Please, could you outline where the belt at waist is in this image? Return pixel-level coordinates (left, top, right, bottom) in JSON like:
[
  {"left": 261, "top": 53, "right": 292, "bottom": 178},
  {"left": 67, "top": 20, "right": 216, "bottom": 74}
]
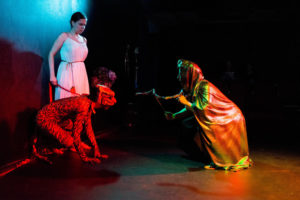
[{"left": 61, "top": 60, "right": 84, "bottom": 64}]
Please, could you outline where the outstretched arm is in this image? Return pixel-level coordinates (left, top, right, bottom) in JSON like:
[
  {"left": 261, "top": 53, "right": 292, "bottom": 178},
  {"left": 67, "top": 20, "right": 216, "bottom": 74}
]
[
  {"left": 73, "top": 111, "right": 100, "bottom": 164},
  {"left": 165, "top": 107, "right": 192, "bottom": 120},
  {"left": 72, "top": 114, "right": 88, "bottom": 160}
]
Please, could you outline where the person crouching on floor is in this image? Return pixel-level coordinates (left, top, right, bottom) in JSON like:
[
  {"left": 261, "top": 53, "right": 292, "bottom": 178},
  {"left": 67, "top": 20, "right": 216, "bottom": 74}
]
[{"left": 35, "top": 68, "right": 117, "bottom": 165}]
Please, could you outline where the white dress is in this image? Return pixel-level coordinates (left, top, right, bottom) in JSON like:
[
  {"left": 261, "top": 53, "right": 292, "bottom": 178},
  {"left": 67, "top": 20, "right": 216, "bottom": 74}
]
[{"left": 55, "top": 37, "right": 89, "bottom": 100}]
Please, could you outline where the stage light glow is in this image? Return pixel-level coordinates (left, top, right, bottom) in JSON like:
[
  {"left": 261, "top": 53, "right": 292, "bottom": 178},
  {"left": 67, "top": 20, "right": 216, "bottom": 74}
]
[
  {"left": 43, "top": 0, "right": 89, "bottom": 19},
  {"left": 0, "top": 0, "right": 90, "bottom": 53}
]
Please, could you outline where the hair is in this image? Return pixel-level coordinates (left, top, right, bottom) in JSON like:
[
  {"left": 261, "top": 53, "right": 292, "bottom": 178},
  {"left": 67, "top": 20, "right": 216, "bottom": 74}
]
[
  {"left": 89, "top": 67, "right": 117, "bottom": 102},
  {"left": 91, "top": 67, "right": 117, "bottom": 88},
  {"left": 70, "top": 12, "right": 87, "bottom": 27}
]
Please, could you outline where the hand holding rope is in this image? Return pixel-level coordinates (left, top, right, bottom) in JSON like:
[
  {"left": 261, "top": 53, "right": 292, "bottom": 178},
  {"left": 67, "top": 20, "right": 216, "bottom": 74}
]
[{"left": 49, "top": 82, "right": 81, "bottom": 102}]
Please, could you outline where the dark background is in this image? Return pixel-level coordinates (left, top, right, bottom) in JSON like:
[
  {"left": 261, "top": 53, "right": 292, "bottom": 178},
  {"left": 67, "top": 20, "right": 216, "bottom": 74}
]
[
  {"left": 86, "top": 0, "right": 300, "bottom": 138},
  {"left": 0, "top": 0, "right": 299, "bottom": 166}
]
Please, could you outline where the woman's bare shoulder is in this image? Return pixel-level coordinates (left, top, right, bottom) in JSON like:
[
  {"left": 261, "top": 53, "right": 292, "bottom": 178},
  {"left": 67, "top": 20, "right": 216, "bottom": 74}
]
[
  {"left": 57, "top": 32, "right": 69, "bottom": 40},
  {"left": 81, "top": 35, "right": 87, "bottom": 43}
]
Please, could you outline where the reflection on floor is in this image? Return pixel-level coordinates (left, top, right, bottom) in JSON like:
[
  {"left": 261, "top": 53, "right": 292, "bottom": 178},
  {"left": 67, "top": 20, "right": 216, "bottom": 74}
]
[{"left": 0, "top": 126, "right": 299, "bottom": 200}]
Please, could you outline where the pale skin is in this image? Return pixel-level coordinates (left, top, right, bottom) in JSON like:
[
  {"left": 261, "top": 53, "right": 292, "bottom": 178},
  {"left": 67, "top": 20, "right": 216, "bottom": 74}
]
[
  {"left": 87, "top": 90, "right": 116, "bottom": 164},
  {"left": 49, "top": 18, "right": 87, "bottom": 86}
]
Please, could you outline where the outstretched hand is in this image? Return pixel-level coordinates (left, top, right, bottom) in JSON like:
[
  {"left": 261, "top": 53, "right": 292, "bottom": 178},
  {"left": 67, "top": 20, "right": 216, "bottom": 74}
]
[{"left": 164, "top": 111, "right": 174, "bottom": 120}]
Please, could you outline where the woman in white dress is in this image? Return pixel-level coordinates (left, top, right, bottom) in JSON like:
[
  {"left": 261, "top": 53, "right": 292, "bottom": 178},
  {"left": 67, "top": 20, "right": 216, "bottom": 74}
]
[{"left": 49, "top": 12, "right": 89, "bottom": 100}]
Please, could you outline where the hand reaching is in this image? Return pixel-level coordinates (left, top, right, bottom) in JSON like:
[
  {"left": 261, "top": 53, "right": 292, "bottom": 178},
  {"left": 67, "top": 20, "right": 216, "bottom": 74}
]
[{"left": 164, "top": 111, "right": 174, "bottom": 120}]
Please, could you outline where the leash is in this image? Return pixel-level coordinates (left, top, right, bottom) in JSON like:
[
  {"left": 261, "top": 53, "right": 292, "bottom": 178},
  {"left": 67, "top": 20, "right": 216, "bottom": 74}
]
[
  {"left": 49, "top": 82, "right": 80, "bottom": 103},
  {"left": 136, "top": 89, "right": 183, "bottom": 112}
]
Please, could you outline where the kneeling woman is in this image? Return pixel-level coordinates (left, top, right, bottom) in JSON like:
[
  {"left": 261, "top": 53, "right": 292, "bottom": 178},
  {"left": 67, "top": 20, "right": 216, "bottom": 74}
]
[{"left": 165, "top": 59, "right": 252, "bottom": 171}]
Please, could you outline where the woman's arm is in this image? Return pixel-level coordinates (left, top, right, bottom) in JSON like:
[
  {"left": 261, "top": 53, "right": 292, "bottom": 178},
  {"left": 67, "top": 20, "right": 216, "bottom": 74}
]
[
  {"left": 165, "top": 107, "right": 192, "bottom": 120},
  {"left": 72, "top": 113, "right": 87, "bottom": 159},
  {"left": 84, "top": 112, "right": 101, "bottom": 158},
  {"left": 48, "top": 33, "right": 68, "bottom": 86},
  {"left": 178, "top": 94, "right": 194, "bottom": 111},
  {"left": 72, "top": 112, "right": 100, "bottom": 164}
]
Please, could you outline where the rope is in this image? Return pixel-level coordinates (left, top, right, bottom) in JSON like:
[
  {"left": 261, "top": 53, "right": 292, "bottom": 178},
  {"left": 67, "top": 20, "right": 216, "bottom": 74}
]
[
  {"left": 135, "top": 88, "right": 183, "bottom": 112},
  {"left": 49, "top": 82, "right": 81, "bottom": 103}
]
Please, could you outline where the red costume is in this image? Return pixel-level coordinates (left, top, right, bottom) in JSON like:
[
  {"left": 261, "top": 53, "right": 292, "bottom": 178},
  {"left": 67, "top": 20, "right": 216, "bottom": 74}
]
[{"left": 36, "top": 85, "right": 116, "bottom": 164}]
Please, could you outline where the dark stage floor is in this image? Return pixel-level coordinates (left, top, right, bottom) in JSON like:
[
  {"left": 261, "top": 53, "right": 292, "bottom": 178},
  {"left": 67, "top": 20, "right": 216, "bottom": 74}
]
[{"left": 0, "top": 121, "right": 300, "bottom": 200}]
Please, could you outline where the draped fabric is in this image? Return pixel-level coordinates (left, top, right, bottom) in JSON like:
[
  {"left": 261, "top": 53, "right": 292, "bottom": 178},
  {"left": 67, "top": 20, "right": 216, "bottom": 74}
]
[
  {"left": 178, "top": 59, "right": 252, "bottom": 170},
  {"left": 192, "top": 80, "right": 251, "bottom": 170},
  {"left": 55, "top": 37, "right": 89, "bottom": 100},
  {"left": 177, "top": 59, "right": 203, "bottom": 95}
]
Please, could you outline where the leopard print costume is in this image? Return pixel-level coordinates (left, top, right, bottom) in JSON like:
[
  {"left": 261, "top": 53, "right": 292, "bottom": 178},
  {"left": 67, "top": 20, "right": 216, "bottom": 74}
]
[{"left": 36, "top": 96, "right": 99, "bottom": 161}]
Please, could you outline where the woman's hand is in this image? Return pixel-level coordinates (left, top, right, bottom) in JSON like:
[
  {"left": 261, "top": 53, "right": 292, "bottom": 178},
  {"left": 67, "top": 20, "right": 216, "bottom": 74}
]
[
  {"left": 82, "top": 157, "right": 101, "bottom": 164},
  {"left": 94, "top": 147, "right": 101, "bottom": 158},
  {"left": 164, "top": 111, "right": 175, "bottom": 120},
  {"left": 94, "top": 147, "right": 109, "bottom": 159},
  {"left": 50, "top": 76, "right": 58, "bottom": 86}
]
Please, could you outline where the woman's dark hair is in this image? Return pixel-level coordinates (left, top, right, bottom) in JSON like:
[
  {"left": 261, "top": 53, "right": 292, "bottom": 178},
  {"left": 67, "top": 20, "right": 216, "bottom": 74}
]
[
  {"left": 91, "top": 67, "right": 117, "bottom": 88},
  {"left": 70, "top": 12, "right": 87, "bottom": 27},
  {"left": 89, "top": 67, "right": 117, "bottom": 102}
]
